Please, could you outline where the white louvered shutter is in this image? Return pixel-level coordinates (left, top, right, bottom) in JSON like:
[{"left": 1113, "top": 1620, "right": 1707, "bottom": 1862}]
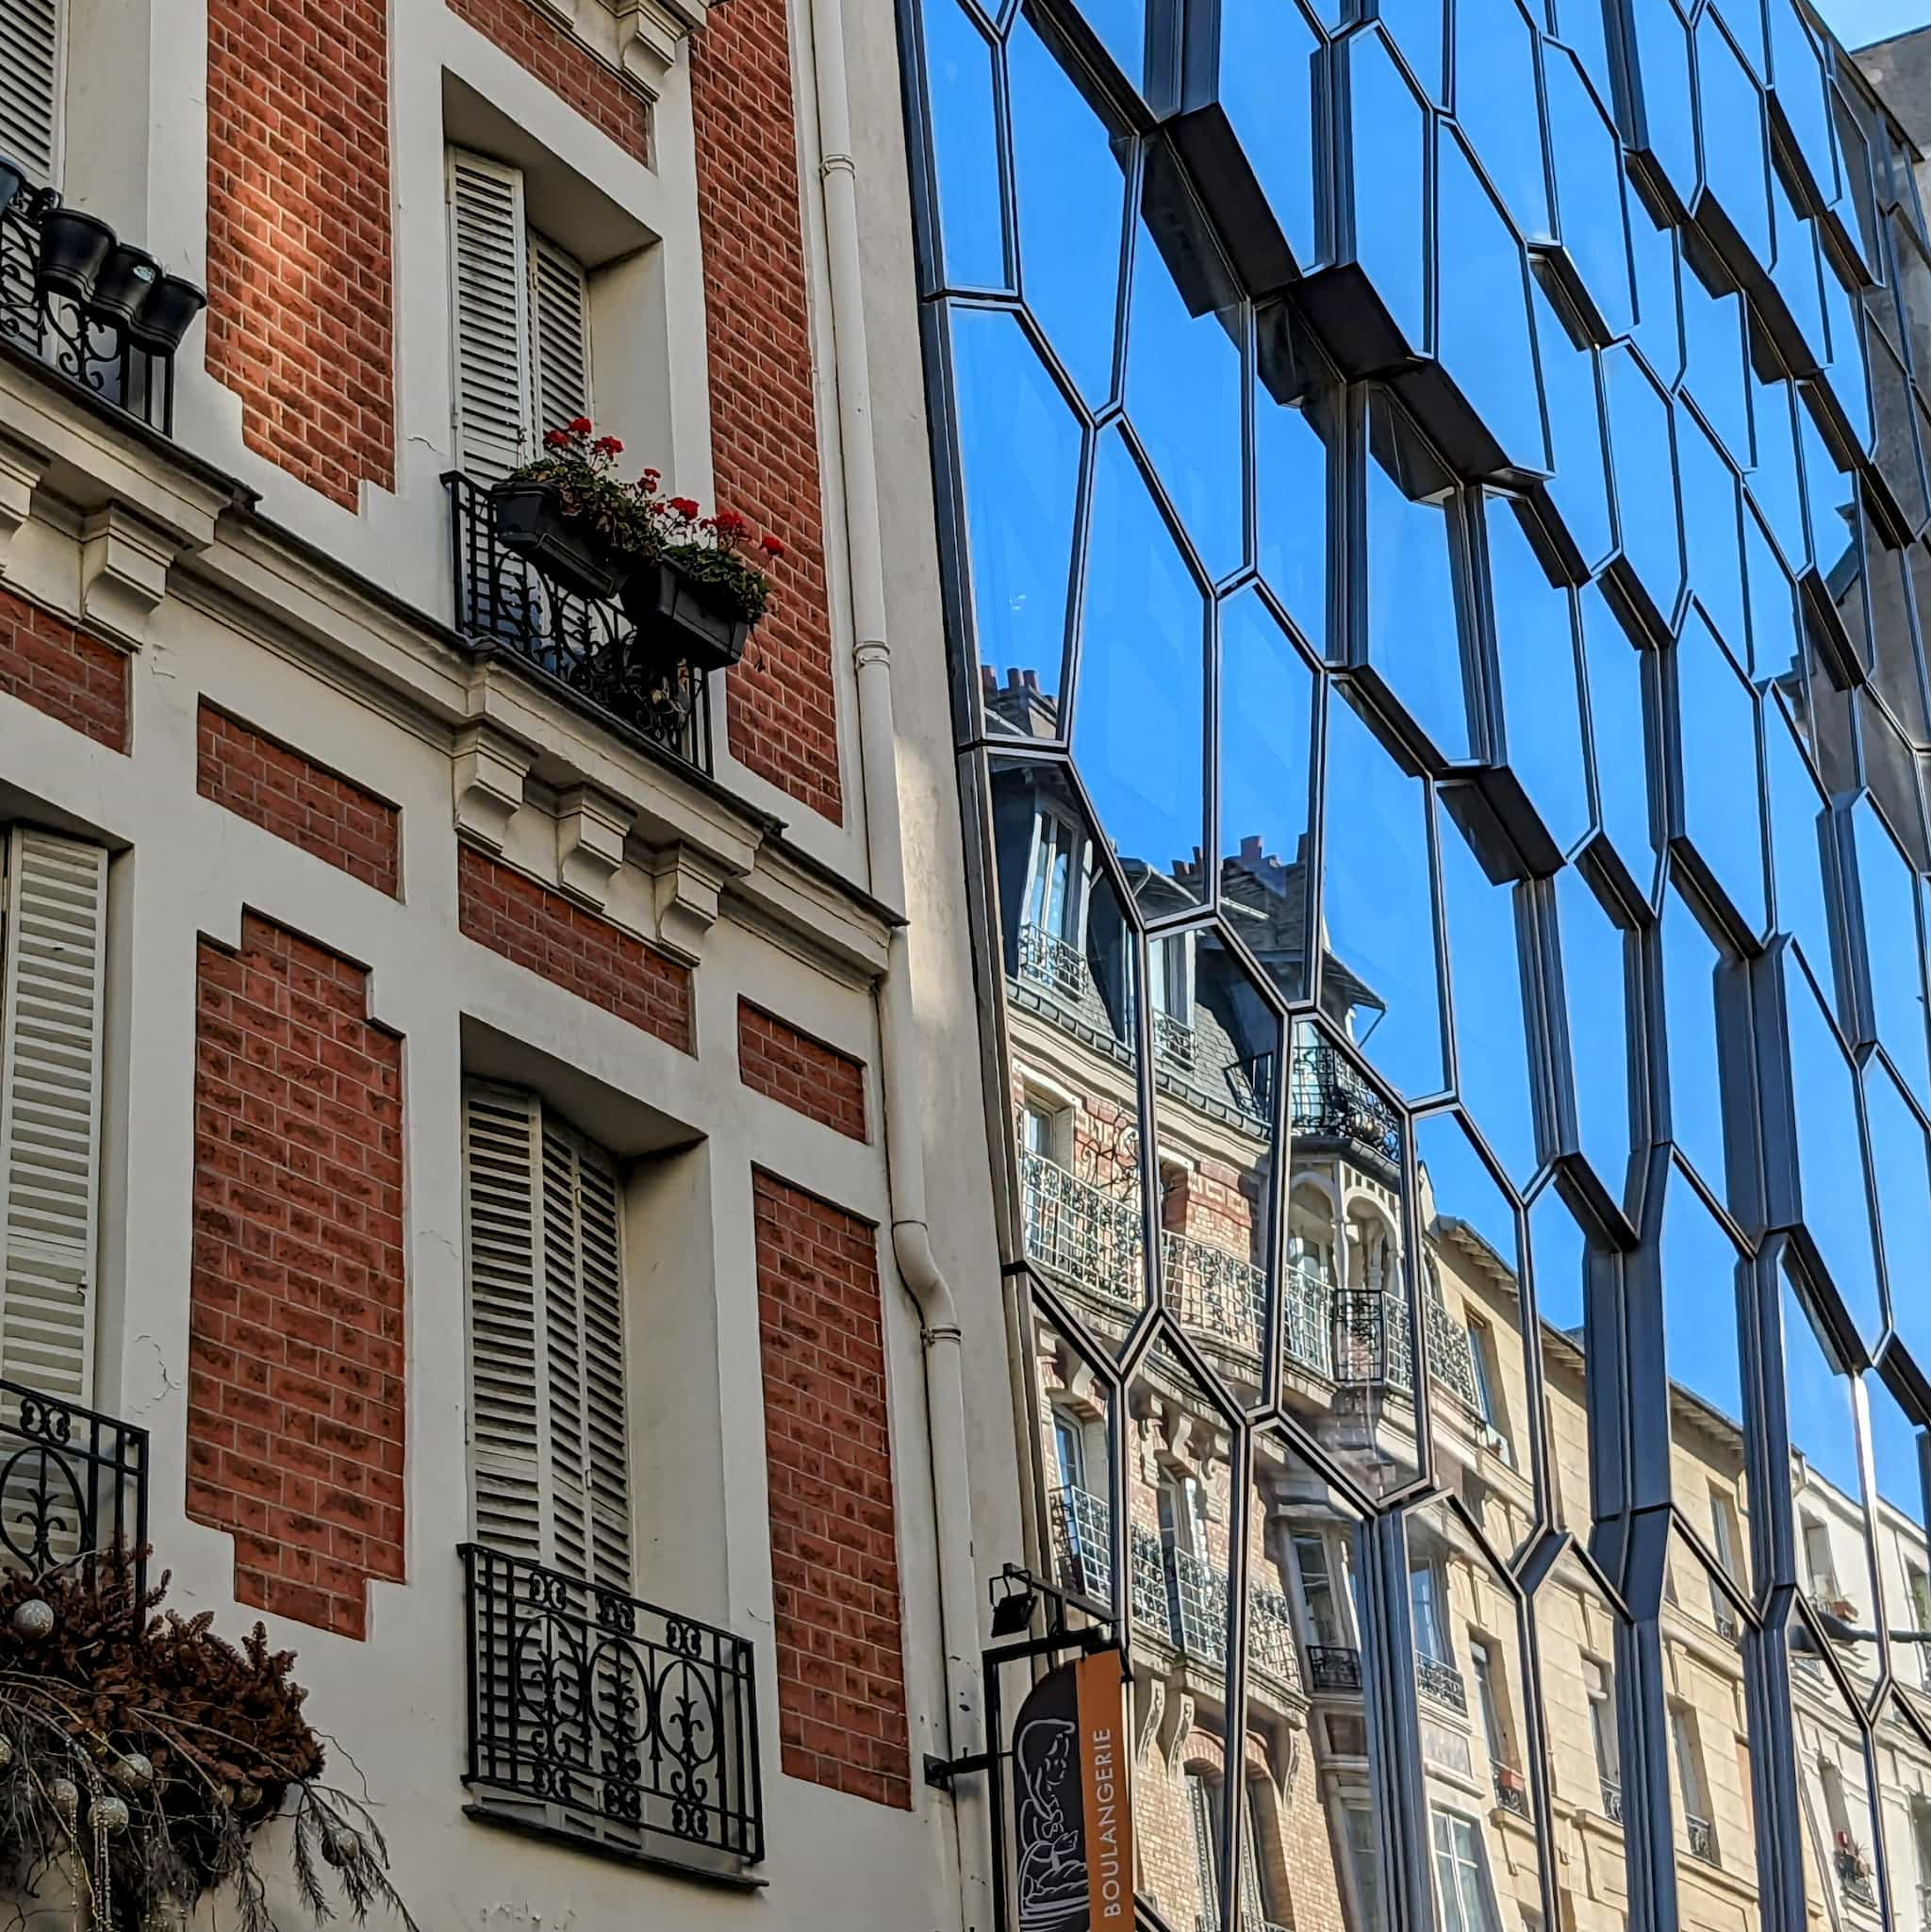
[
  {"left": 0, "top": 0, "right": 62, "bottom": 189},
  {"left": 447, "top": 148, "right": 534, "bottom": 483},
  {"left": 0, "top": 829, "right": 106, "bottom": 1405},
  {"left": 463, "top": 1083, "right": 547, "bottom": 1559},
  {"left": 528, "top": 235, "right": 593, "bottom": 448}
]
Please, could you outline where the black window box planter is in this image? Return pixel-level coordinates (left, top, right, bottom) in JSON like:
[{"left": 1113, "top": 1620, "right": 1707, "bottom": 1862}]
[
  {"left": 619, "top": 556, "right": 751, "bottom": 672},
  {"left": 489, "top": 479, "right": 624, "bottom": 603}
]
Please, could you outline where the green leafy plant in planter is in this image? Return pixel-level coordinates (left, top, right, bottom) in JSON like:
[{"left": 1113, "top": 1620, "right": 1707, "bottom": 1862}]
[
  {"left": 490, "top": 420, "right": 656, "bottom": 603},
  {"left": 0, "top": 1555, "right": 415, "bottom": 1932},
  {"left": 619, "top": 477, "right": 784, "bottom": 673}
]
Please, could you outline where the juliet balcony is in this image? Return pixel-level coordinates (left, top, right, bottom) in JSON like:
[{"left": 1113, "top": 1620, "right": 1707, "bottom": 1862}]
[
  {"left": 459, "top": 1543, "right": 764, "bottom": 1873},
  {"left": 0, "top": 163, "right": 204, "bottom": 438},
  {"left": 0, "top": 1379, "right": 148, "bottom": 1590},
  {"left": 445, "top": 472, "right": 715, "bottom": 775}
]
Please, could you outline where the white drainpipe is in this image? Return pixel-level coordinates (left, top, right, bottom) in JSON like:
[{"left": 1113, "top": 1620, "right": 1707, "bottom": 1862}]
[{"left": 805, "top": 0, "right": 992, "bottom": 1925}]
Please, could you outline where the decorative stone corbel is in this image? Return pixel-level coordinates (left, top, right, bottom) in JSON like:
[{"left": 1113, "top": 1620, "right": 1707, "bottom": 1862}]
[
  {"left": 607, "top": 0, "right": 708, "bottom": 94},
  {"left": 556, "top": 785, "right": 635, "bottom": 908},
  {"left": 79, "top": 504, "right": 178, "bottom": 650},
  {"left": 0, "top": 429, "right": 50, "bottom": 574},
  {"left": 1159, "top": 1684, "right": 1196, "bottom": 1766},
  {"left": 452, "top": 723, "right": 533, "bottom": 850},
  {"left": 648, "top": 842, "right": 725, "bottom": 964},
  {"left": 1134, "top": 1676, "right": 1165, "bottom": 1762}
]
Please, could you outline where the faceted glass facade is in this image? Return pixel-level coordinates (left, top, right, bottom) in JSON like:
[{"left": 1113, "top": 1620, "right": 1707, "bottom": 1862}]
[{"left": 901, "top": 0, "right": 1931, "bottom": 1924}]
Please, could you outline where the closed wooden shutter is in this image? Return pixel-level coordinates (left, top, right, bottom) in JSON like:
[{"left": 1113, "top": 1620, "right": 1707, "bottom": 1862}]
[
  {"left": 0, "top": 829, "right": 106, "bottom": 1404},
  {"left": 0, "top": 0, "right": 61, "bottom": 188},
  {"left": 463, "top": 1083, "right": 631, "bottom": 1590},
  {"left": 447, "top": 148, "right": 534, "bottom": 483},
  {"left": 528, "top": 235, "right": 593, "bottom": 448}
]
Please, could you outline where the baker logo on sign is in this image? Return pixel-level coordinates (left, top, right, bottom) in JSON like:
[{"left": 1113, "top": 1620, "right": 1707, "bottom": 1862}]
[{"left": 1011, "top": 1648, "right": 1132, "bottom": 1932}]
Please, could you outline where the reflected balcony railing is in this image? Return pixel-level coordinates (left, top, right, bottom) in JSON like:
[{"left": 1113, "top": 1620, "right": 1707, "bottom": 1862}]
[
  {"left": 1048, "top": 1482, "right": 1115, "bottom": 1608},
  {"left": 1600, "top": 1777, "right": 1624, "bottom": 1824},
  {"left": 1152, "top": 1007, "right": 1197, "bottom": 1070},
  {"left": 1018, "top": 1149, "right": 1145, "bottom": 1308},
  {"left": 1332, "top": 1290, "right": 1482, "bottom": 1414},
  {"left": 1169, "top": 1538, "right": 1230, "bottom": 1661},
  {"left": 1016, "top": 920, "right": 1092, "bottom": 1008},
  {"left": 0, "top": 1380, "right": 148, "bottom": 1593},
  {"left": 1686, "top": 1814, "right": 1717, "bottom": 1865},
  {"left": 460, "top": 1543, "right": 763, "bottom": 1865},
  {"left": 1494, "top": 1765, "right": 1529, "bottom": 1817},
  {"left": 1289, "top": 1042, "right": 1403, "bottom": 1170},
  {"left": 1834, "top": 1843, "right": 1876, "bottom": 1907},
  {"left": 1415, "top": 1653, "right": 1468, "bottom": 1715},
  {"left": 1916, "top": 1880, "right": 1931, "bottom": 1931},
  {"left": 1917, "top": 1644, "right": 1931, "bottom": 1693},
  {"left": 444, "top": 473, "right": 713, "bottom": 773},
  {"left": 1307, "top": 1643, "right": 1363, "bottom": 1693}
]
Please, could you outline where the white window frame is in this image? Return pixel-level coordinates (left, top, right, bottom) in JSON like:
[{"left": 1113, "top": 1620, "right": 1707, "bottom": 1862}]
[{"left": 1430, "top": 1809, "right": 1504, "bottom": 1932}]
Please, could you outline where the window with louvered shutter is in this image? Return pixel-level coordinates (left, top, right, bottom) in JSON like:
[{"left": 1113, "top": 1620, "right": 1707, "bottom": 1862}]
[
  {"left": 529, "top": 236, "right": 592, "bottom": 446},
  {"left": 447, "top": 148, "right": 534, "bottom": 484},
  {"left": 0, "top": 828, "right": 107, "bottom": 1406},
  {"left": 0, "top": 0, "right": 62, "bottom": 189},
  {"left": 462, "top": 1082, "right": 632, "bottom": 1592}
]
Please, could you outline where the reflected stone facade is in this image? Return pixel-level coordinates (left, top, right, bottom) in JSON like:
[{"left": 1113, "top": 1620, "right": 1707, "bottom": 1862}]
[{"left": 899, "top": 0, "right": 1931, "bottom": 1924}]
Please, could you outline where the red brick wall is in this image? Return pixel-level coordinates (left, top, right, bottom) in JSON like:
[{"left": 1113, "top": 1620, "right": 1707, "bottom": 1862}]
[
  {"left": 206, "top": 0, "right": 395, "bottom": 508},
  {"left": 752, "top": 1171, "right": 909, "bottom": 1808},
  {"left": 197, "top": 703, "right": 401, "bottom": 896},
  {"left": 689, "top": 6, "right": 844, "bottom": 823},
  {"left": 445, "top": 0, "right": 650, "bottom": 162},
  {"left": 0, "top": 588, "right": 126, "bottom": 750},
  {"left": 737, "top": 999, "right": 866, "bottom": 1140},
  {"left": 188, "top": 916, "right": 406, "bottom": 1640},
  {"left": 457, "top": 846, "right": 692, "bottom": 1052}
]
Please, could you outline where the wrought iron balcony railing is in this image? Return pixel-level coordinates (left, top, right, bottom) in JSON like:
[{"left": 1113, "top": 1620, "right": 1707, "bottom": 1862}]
[
  {"left": 1600, "top": 1777, "right": 1623, "bottom": 1824},
  {"left": 1415, "top": 1653, "right": 1468, "bottom": 1714},
  {"left": 1289, "top": 1042, "right": 1403, "bottom": 1169},
  {"left": 1332, "top": 1290, "right": 1482, "bottom": 1413},
  {"left": 0, "top": 1380, "right": 148, "bottom": 1592},
  {"left": 0, "top": 188, "right": 189, "bottom": 434},
  {"left": 1019, "top": 1149, "right": 1145, "bottom": 1308},
  {"left": 1307, "top": 1643, "right": 1363, "bottom": 1693},
  {"left": 1164, "top": 1226, "right": 1267, "bottom": 1357},
  {"left": 1494, "top": 1766, "right": 1529, "bottom": 1816},
  {"left": 444, "top": 473, "right": 713, "bottom": 773},
  {"left": 1249, "top": 1582, "right": 1302, "bottom": 1692},
  {"left": 1834, "top": 1845, "right": 1876, "bottom": 1907},
  {"left": 460, "top": 1544, "right": 762, "bottom": 1866},
  {"left": 1152, "top": 1008, "right": 1197, "bottom": 1070},
  {"left": 1686, "top": 1813, "right": 1717, "bottom": 1864},
  {"left": 1016, "top": 921, "right": 1092, "bottom": 1007}
]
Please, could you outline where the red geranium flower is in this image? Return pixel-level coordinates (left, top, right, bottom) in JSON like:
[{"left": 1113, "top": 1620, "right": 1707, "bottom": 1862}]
[
  {"left": 668, "top": 497, "right": 701, "bottom": 519},
  {"left": 569, "top": 416, "right": 594, "bottom": 435},
  {"left": 760, "top": 534, "right": 785, "bottom": 558},
  {"left": 593, "top": 436, "right": 623, "bottom": 456}
]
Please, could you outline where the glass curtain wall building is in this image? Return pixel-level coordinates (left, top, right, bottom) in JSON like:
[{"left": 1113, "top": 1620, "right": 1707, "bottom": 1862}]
[{"left": 898, "top": 0, "right": 1931, "bottom": 1924}]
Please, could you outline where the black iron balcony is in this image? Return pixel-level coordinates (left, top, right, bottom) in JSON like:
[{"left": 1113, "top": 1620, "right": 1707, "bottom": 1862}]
[
  {"left": 1415, "top": 1653, "right": 1468, "bottom": 1714},
  {"left": 1307, "top": 1643, "right": 1363, "bottom": 1693},
  {"left": 1289, "top": 1041, "right": 1403, "bottom": 1169},
  {"left": 0, "top": 176, "right": 200, "bottom": 436},
  {"left": 460, "top": 1544, "right": 763, "bottom": 1867},
  {"left": 1834, "top": 1842, "right": 1876, "bottom": 1907},
  {"left": 1018, "top": 1149, "right": 1146, "bottom": 1311},
  {"left": 1048, "top": 1482, "right": 1116, "bottom": 1609},
  {"left": 444, "top": 473, "right": 713, "bottom": 773},
  {"left": 1332, "top": 1289, "right": 1483, "bottom": 1413},
  {"left": 0, "top": 1380, "right": 148, "bottom": 1591},
  {"left": 1686, "top": 1812, "right": 1717, "bottom": 1865},
  {"left": 1493, "top": 1764, "right": 1529, "bottom": 1816},
  {"left": 1600, "top": 1776, "right": 1623, "bottom": 1824}
]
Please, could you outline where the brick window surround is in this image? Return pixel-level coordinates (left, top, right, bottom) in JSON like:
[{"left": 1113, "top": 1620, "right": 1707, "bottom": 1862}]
[
  {"left": 737, "top": 999, "right": 867, "bottom": 1141},
  {"left": 690, "top": 0, "right": 844, "bottom": 824},
  {"left": 445, "top": 0, "right": 651, "bottom": 163},
  {"left": 456, "top": 845, "right": 693, "bottom": 1053},
  {"left": 206, "top": 0, "right": 396, "bottom": 508},
  {"left": 188, "top": 916, "right": 406, "bottom": 1640},
  {"left": 0, "top": 587, "right": 127, "bottom": 750},
  {"left": 752, "top": 1170, "right": 910, "bottom": 1808},
  {"left": 197, "top": 702, "right": 401, "bottom": 897}
]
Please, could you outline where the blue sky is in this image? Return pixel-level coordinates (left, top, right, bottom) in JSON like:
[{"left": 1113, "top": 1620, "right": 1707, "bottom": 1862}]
[{"left": 1817, "top": 0, "right": 1931, "bottom": 49}]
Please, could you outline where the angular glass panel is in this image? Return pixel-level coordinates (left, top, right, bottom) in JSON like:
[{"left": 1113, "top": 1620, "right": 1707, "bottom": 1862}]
[
  {"left": 1680, "top": 248, "right": 1753, "bottom": 471},
  {"left": 1362, "top": 394, "right": 1471, "bottom": 763},
  {"left": 998, "top": 761, "right": 1152, "bottom": 1346},
  {"left": 1866, "top": 1358, "right": 1931, "bottom": 1715},
  {"left": 1124, "top": 162, "right": 1246, "bottom": 586},
  {"left": 1629, "top": 0, "right": 1699, "bottom": 216},
  {"left": 1486, "top": 501, "right": 1590, "bottom": 857},
  {"left": 1677, "top": 408, "right": 1750, "bottom": 663},
  {"left": 1870, "top": 331, "right": 1929, "bottom": 537},
  {"left": 1849, "top": 795, "right": 1931, "bottom": 1112},
  {"left": 1779, "top": 1255, "right": 1873, "bottom": 1615},
  {"left": 1216, "top": 0, "right": 1321, "bottom": 272},
  {"left": 1869, "top": 1063, "right": 1931, "bottom": 1366},
  {"left": 1534, "top": 279, "right": 1615, "bottom": 574},
  {"left": 1453, "top": 0, "right": 1549, "bottom": 241},
  {"left": 1580, "top": 585, "right": 1660, "bottom": 901},
  {"left": 1629, "top": 183, "right": 1684, "bottom": 384},
  {"left": 1605, "top": 345, "right": 1686, "bottom": 636},
  {"left": 1074, "top": 429, "right": 1208, "bottom": 909},
  {"left": 1766, "top": 692, "right": 1835, "bottom": 981},
  {"left": 1032, "top": 1323, "right": 1118, "bottom": 1612},
  {"left": 1747, "top": 355, "right": 1810, "bottom": 573},
  {"left": 1543, "top": 43, "right": 1636, "bottom": 339},
  {"left": 1527, "top": 1182, "right": 1604, "bottom": 1527},
  {"left": 1696, "top": 12, "right": 1773, "bottom": 269},
  {"left": 1659, "top": 1169, "right": 1751, "bottom": 1486},
  {"left": 1440, "top": 810, "right": 1539, "bottom": 1188},
  {"left": 1073, "top": 0, "right": 1147, "bottom": 101},
  {"left": 923, "top": 0, "right": 1005, "bottom": 290},
  {"left": 1417, "top": 1112, "right": 1541, "bottom": 1554},
  {"left": 1869, "top": 544, "right": 1930, "bottom": 750},
  {"left": 1743, "top": 504, "right": 1802, "bottom": 686},
  {"left": 1553, "top": 0, "right": 1614, "bottom": 108},
  {"left": 1673, "top": 610, "right": 1768, "bottom": 941},
  {"left": 1875, "top": 1696, "right": 1931, "bottom": 1919},
  {"left": 951, "top": 308, "right": 1081, "bottom": 732},
  {"left": 1771, "top": 173, "right": 1829, "bottom": 372},
  {"left": 1802, "top": 401, "right": 1860, "bottom": 610},
  {"left": 1320, "top": 690, "right": 1446, "bottom": 1100},
  {"left": 1152, "top": 925, "right": 1282, "bottom": 1403},
  {"left": 1660, "top": 888, "right": 1734, "bottom": 1196},
  {"left": 1009, "top": 16, "right": 1128, "bottom": 408},
  {"left": 1437, "top": 134, "right": 1548, "bottom": 477},
  {"left": 1554, "top": 864, "right": 1639, "bottom": 1217},
  {"left": 1378, "top": 0, "right": 1444, "bottom": 104},
  {"left": 1532, "top": 1547, "right": 1635, "bottom": 1879},
  {"left": 1350, "top": 30, "right": 1430, "bottom": 350},
  {"left": 1255, "top": 321, "right": 1333, "bottom": 651},
  {"left": 1821, "top": 256, "right": 1876, "bottom": 458},
  {"left": 1769, "top": 0, "right": 1837, "bottom": 210},
  {"left": 1776, "top": 1610, "right": 1884, "bottom": 1925}
]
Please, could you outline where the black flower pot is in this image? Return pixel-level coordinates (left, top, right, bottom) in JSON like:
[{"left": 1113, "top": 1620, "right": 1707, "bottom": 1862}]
[
  {"left": 36, "top": 208, "right": 115, "bottom": 305},
  {"left": 89, "top": 243, "right": 159, "bottom": 330},
  {"left": 126, "top": 272, "right": 206, "bottom": 353},
  {"left": 0, "top": 157, "right": 25, "bottom": 215},
  {"left": 619, "top": 556, "right": 751, "bottom": 672},
  {"left": 491, "top": 479, "right": 624, "bottom": 602}
]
